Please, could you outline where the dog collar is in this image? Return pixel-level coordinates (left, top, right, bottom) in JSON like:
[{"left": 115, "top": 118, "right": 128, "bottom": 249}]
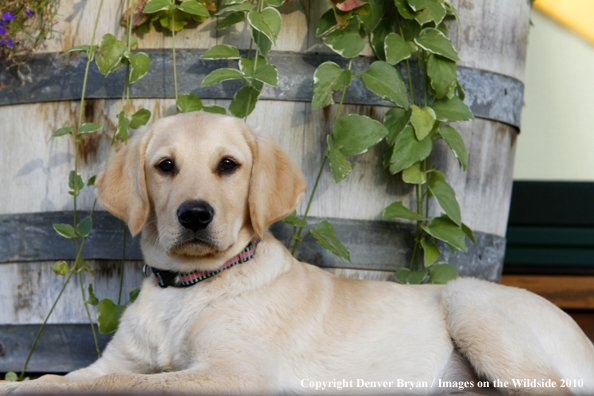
[{"left": 143, "top": 237, "right": 260, "bottom": 288}]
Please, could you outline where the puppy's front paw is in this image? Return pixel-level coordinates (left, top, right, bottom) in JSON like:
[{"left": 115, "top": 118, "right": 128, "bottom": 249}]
[
  {"left": 0, "top": 380, "right": 67, "bottom": 394},
  {"left": 0, "top": 380, "right": 20, "bottom": 395}
]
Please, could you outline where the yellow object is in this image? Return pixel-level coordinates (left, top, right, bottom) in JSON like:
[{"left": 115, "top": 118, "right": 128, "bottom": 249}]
[{"left": 534, "top": 0, "right": 594, "bottom": 45}]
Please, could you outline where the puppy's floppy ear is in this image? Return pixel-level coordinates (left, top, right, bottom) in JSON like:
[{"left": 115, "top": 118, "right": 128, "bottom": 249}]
[
  {"left": 95, "top": 128, "right": 152, "bottom": 237},
  {"left": 248, "top": 132, "right": 307, "bottom": 240}
]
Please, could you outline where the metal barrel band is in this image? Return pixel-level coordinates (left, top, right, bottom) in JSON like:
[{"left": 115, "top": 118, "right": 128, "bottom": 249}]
[
  {"left": 0, "top": 211, "right": 505, "bottom": 280},
  {"left": 0, "top": 50, "right": 524, "bottom": 128}
]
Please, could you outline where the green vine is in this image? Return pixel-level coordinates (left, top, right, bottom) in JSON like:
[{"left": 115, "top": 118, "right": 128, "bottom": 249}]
[{"left": 284, "top": 0, "right": 476, "bottom": 285}]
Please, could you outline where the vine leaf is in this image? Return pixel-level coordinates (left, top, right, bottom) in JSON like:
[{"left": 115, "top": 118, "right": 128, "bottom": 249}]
[
  {"left": 427, "top": 170, "right": 445, "bottom": 198},
  {"left": 200, "top": 44, "right": 240, "bottom": 59},
  {"left": 129, "top": 52, "right": 150, "bottom": 84},
  {"left": 402, "top": 162, "right": 426, "bottom": 184},
  {"left": 216, "top": 12, "right": 246, "bottom": 29},
  {"left": 382, "top": 201, "right": 424, "bottom": 221},
  {"left": 431, "top": 96, "right": 474, "bottom": 122},
  {"left": 456, "top": 80, "right": 466, "bottom": 100},
  {"left": 95, "top": 34, "right": 126, "bottom": 75},
  {"left": 266, "top": 0, "right": 291, "bottom": 6},
  {"left": 121, "top": 35, "right": 138, "bottom": 50},
  {"left": 384, "top": 108, "right": 412, "bottom": 146},
  {"left": 229, "top": 85, "right": 261, "bottom": 118},
  {"left": 410, "top": 105, "right": 436, "bottom": 140},
  {"left": 86, "top": 284, "right": 99, "bottom": 306},
  {"left": 203, "top": 105, "right": 227, "bottom": 115},
  {"left": 439, "top": 125, "right": 468, "bottom": 170},
  {"left": 252, "top": 29, "right": 272, "bottom": 56},
  {"left": 415, "top": 2, "right": 446, "bottom": 26},
  {"left": 53, "top": 223, "right": 75, "bottom": 239},
  {"left": 361, "top": 61, "right": 408, "bottom": 108},
  {"left": 239, "top": 55, "right": 267, "bottom": 75},
  {"left": 370, "top": 18, "right": 390, "bottom": 60},
  {"left": 327, "top": 135, "right": 354, "bottom": 183},
  {"left": 178, "top": 0, "right": 210, "bottom": 16},
  {"left": 201, "top": 68, "right": 244, "bottom": 86},
  {"left": 427, "top": 54, "right": 457, "bottom": 99},
  {"left": 281, "top": 210, "right": 307, "bottom": 227},
  {"left": 53, "top": 261, "right": 69, "bottom": 276},
  {"left": 414, "top": 28, "right": 460, "bottom": 61},
  {"left": 115, "top": 111, "right": 129, "bottom": 141},
  {"left": 429, "top": 262, "right": 458, "bottom": 284},
  {"left": 78, "top": 123, "right": 103, "bottom": 134},
  {"left": 143, "top": 0, "right": 174, "bottom": 13},
  {"left": 421, "top": 238, "right": 440, "bottom": 267},
  {"left": 61, "top": 45, "right": 96, "bottom": 56},
  {"left": 428, "top": 180, "right": 461, "bottom": 226},
  {"left": 333, "top": 114, "right": 388, "bottom": 156},
  {"left": 462, "top": 222, "right": 476, "bottom": 243},
  {"left": 406, "top": 0, "right": 430, "bottom": 12},
  {"left": 395, "top": 268, "right": 428, "bottom": 284},
  {"left": 130, "top": 109, "right": 151, "bottom": 129},
  {"left": 359, "top": 0, "right": 386, "bottom": 35},
  {"left": 311, "top": 62, "right": 351, "bottom": 110},
  {"left": 422, "top": 217, "right": 466, "bottom": 252},
  {"left": 4, "top": 372, "right": 18, "bottom": 382},
  {"left": 216, "top": 2, "right": 253, "bottom": 15},
  {"left": 221, "top": 0, "right": 246, "bottom": 5},
  {"left": 51, "top": 127, "right": 73, "bottom": 139},
  {"left": 129, "top": 288, "right": 141, "bottom": 304},
  {"left": 384, "top": 33, "right": 412, "bottom": 65},
  {"left": 253, "top": 64, "right": 279, "bottom": 87},
  {"left": 400, "top": 17, "right": 420, "bottom": 47},
  {"left": 158, "top": 11, "right": 187, "bottom": 31},
  {"left": 394, "top": 0, "right": 416, "bottom": 19},
  {"left": 68, "top": 171, "right": 85, "bottom": 191},
  {"left": 247, "top": 8, "right": 282, "bottom": 45},
  {"left": 97, "top": 299, "right": 126, "bottom": 334},
  {"left": 310, "top": 221, "right": 351, "bottom": 263},
  {"left": 177, "top": 94, "right": 204, "bottom": 113},
  {"left": 76, "top": 216, "right": 93, "bottom": 238},
  {"left": 389, "top": 126, "right": 432, "bottom": 174},
  {"left": 316, "top": 9, "right": 338, "bottom": 37},
  {"left": 324, "top": 18, "right": 364, "bottom": 58}
]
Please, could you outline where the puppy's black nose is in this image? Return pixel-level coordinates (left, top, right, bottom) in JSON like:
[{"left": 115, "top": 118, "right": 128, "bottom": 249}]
[{"left": 177, "top": 200, "right": 215, "bottom": 232}]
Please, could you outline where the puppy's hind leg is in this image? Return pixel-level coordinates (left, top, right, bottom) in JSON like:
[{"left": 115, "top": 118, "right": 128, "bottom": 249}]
[{"left": 442, "top": 278, "right": 594, "bottom": 395}]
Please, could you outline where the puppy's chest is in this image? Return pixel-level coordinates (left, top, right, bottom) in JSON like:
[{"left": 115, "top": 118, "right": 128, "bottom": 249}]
[{"left": 137, "top": 286, "right": 221, "bottom": 371}]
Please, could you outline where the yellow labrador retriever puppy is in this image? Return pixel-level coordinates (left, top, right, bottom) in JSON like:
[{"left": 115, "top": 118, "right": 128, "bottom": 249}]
[{"left": 2, "top": 112, "right": 593, "bottom": 395}]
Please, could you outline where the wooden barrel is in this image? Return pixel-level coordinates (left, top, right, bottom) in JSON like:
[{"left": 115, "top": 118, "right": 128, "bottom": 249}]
[{"left": 0, "top": 0, "right": 530, "bottom": 372}]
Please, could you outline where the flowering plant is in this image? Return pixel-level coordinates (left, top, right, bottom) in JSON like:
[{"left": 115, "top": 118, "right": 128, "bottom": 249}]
[{"left": 0, "top": 0, "right": 59, "bottom": 75}]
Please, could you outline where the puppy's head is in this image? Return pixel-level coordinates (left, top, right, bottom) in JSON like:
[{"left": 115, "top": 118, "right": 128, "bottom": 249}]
[{"left": 96, "top": 112, "right": 306, "bottom": 262}]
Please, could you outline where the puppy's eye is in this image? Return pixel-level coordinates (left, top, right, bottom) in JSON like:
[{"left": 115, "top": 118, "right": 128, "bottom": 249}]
[
  {"left": 158, "top": 159, "right": 174, "bottom": 173},
  {"left": 220, "top": 158, "right": 238, "bottom": 172}
]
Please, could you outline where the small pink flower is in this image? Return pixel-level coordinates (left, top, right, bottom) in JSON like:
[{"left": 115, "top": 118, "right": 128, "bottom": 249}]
[{"left": 333, "top": 0, "right": 367, "bottom": 12}]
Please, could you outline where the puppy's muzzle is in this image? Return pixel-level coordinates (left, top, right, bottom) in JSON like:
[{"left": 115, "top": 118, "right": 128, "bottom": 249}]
[{"left": 177, "top": 200, "right": 215, "bottom": 232}]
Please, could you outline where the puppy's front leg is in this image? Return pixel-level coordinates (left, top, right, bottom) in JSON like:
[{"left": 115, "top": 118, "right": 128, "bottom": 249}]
[{"left": 2, "top": 368, "right": 272, "bottom": 394}]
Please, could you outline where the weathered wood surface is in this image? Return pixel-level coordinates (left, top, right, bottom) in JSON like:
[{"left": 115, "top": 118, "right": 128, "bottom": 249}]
[{"left": 0, "top": 261, "right": 144, "bottom": 325}]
